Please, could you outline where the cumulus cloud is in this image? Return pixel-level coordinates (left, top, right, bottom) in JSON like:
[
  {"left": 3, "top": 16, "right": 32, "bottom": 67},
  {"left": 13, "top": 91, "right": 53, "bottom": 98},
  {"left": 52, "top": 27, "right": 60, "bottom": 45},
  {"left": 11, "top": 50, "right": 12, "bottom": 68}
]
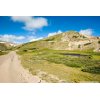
[
  {"left": 11, "top": 16, "right": 48, "bottom": 31},
  {"left": 0, "top": 34, "right": 25, "bottom": 43},
  {"left": 48, "top": 30, "right": 62, "bottom": 37},
  {"left": 79, "top": 29, "right": 93, "bottom": 36},
  {"left": 11, "top": 16, "right": 31, "bottom": 23}
]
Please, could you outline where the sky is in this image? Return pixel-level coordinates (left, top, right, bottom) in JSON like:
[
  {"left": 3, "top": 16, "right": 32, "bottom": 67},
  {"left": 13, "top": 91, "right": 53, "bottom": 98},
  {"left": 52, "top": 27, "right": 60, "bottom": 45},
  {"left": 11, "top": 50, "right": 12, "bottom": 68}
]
[{"left": 0, "top": 16, "right": 100, "bottom": 44}]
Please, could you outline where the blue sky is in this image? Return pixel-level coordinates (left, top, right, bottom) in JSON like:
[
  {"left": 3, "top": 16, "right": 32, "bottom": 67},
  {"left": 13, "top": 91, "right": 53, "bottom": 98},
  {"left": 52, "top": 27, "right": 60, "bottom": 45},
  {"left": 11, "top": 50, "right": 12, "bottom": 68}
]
[{"left": 0, "top": 16, "right": 100, "bottom": 43}]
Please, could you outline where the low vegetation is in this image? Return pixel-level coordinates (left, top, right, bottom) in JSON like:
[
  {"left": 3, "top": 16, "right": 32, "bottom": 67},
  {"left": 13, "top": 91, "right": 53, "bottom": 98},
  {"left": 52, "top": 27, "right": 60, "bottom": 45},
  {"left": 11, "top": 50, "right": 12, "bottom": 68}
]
[
  {"left": 0, "top": 43, "right": 7, "bottom": 51},
  {"left": 17, "top": 49, "right": 100, "bottom": 82},
  {"left": 0, "top": 43, "right": 14, "bottom": 56},
  {"left": 0, "top": 51, "right": 8, "bottom": 55},
  {"left": 16, "top": 31, "right": 100, "bottom": 82}
]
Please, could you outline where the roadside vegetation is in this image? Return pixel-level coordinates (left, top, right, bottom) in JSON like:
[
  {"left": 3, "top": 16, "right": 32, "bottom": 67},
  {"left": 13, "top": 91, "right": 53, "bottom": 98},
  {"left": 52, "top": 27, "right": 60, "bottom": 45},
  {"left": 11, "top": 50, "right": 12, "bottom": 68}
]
[
  {"left": 0, "top": 43, "right": 14, "bottom": 56},
  {"left": 17, "top": 49, "right": 100, "bottom": 82},
  {"left": 0, "top": 51, "right": 8, "bottom": 55}
]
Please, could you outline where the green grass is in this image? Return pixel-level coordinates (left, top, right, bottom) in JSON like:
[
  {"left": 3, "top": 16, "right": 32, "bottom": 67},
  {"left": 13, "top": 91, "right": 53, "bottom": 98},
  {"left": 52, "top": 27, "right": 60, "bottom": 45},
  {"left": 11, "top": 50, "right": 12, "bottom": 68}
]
[
  {"left": 17, "top": 49, "right": 100, "bottom": 82},
  {"left": 82, "top": 67, "right": 100, "bottom": 74},
  {"left": 0, "top": 51, "right": 8, "bottom": 55}
]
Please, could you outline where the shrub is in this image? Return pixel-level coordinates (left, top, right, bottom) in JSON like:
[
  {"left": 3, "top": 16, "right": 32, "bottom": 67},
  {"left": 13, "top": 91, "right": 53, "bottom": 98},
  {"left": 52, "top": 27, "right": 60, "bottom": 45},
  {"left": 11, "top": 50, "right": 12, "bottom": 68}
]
[
  {"left": 73, "top": 36, "right": 78, "bottom": 38},
  {"left": 78, "top": 45, "right": 81, "bottom": 48},
  {"left": 23, "top": 49, "right": 28, "bottom": 52},
  {"left": 84, "top": 42, "right": 91, "bottom": 46},
  {"left": 82, "top": 36, "right": 86, "bottom": 38},
  {"left": 98, "top": 41, "right": 100, "bottom": 44},
  {"left": 81, "top": 67, "right": 100, "bottom": 74}
]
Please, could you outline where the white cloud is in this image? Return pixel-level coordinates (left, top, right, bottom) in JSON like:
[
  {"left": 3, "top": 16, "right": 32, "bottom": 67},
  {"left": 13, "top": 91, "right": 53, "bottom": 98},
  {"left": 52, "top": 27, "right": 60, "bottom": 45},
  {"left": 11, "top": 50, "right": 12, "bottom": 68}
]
[
  {"left": 0, "top": 34, "right": 25, "bottom": 43},
  {"left": 0, "top": 34, "right": 43, "bottom": 43},
  {"left": 48, "top": 30, "right": 62, "bottom": 37},
  {"left": 79, "top": 29, "right": 93, "bottom": 36},
  {"left": 11, "top": 16, "right": 48, "bottom": 31},
  {"left": 11, "top": 16, "right": 31, "bottom": 23},
  {"left": 27, "top": 36, "right": 43, "bottom": 42}
]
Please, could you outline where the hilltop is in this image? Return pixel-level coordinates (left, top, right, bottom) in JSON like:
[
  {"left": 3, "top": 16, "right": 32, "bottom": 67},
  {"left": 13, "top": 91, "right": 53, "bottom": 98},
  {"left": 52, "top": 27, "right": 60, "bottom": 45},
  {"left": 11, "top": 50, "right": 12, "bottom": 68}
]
[{"left": 18, "top": 31, "right": 100, "bottom": 52}]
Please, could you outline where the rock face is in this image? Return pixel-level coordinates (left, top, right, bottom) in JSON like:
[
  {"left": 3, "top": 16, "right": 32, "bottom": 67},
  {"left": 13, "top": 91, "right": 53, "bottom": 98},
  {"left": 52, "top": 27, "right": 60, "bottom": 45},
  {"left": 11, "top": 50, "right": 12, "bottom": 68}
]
[{"left": 18, "top": 31, "right": 100, "bottom": 52}]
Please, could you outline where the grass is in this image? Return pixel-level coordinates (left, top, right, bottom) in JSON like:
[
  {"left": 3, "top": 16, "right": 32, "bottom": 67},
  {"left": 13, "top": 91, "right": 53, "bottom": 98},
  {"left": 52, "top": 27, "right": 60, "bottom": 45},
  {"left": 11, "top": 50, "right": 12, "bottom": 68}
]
[
  {"left": 0, "top": 51, "right": 8, "bottom": 55},
  {"left": 82, "top": 67, "right": 100, "bottom": 74},
  {"left": 17, "top": 49, "right": 100, "bottom": 82}
]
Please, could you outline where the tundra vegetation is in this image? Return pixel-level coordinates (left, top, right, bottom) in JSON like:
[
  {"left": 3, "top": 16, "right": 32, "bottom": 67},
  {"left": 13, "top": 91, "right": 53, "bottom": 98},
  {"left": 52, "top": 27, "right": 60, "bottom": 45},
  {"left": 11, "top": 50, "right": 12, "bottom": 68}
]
[
  {"left": 16, "top": 31, "right": 100, "bottom": 82},
  {"left": 17, "top": 49, "right": 100, "bottom": 82},
  {"left": 1, "top": 31, "right": 100, "bottom": 82}
]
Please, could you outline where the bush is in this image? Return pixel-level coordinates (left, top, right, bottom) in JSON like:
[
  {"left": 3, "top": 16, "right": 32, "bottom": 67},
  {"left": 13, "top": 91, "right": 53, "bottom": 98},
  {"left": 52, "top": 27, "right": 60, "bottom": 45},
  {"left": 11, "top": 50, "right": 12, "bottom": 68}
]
[
  {"left": 78, "top": 45, "right": 81, "bottom": 48},
  {"left": 98, "top": 41, "right": 100, "bottom": 44},
  {"left": 0, "top": 51, "right": 7, "bottom": 55},
  {"left": 73, "top": 36, "right": 78, "bottom": 38},
  {"left": 23, "top": 49, "right": 28, "bottom": 52},
  {"left": 84, "top": 43, "right": 91, "bottom": 46},
  {"left": 81, "top": 67, "right": 100, "bottom": 74},
  {"left": 82, "top": 36, "right": 86, "bottom": 38}
]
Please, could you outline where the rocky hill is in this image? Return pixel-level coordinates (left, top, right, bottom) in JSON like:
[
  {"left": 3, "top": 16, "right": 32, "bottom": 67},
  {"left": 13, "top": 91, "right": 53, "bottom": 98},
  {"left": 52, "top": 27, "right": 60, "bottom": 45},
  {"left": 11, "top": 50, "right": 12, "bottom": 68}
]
[
  {"left": 0, "top": 41, "right": 16, "bottom": 51},
  {"left": 18, "top": 31, "right": 100, "bottom": 52}
]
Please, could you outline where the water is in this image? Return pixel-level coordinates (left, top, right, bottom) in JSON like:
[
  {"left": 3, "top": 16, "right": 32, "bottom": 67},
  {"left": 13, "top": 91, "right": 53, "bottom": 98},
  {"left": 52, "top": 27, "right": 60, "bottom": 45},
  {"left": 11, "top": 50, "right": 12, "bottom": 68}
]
[{"left": 61, "top": 53, "right": 89, "bottom": 57}]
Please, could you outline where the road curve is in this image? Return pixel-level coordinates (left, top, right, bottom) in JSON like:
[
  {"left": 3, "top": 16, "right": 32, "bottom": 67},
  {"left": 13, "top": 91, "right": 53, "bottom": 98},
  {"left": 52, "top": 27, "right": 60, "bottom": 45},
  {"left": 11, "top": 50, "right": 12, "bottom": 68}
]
[{"left": 0, "top": 51, "right": 42, "bottom": 83}]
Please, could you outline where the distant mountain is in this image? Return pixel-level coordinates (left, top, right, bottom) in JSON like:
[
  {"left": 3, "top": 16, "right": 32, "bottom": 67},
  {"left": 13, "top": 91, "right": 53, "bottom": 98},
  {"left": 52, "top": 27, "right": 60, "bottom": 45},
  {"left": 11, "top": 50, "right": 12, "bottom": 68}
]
[
  {"left": 0, "top": 41, "right": 16, "bottom": 51},
  {"left": 18, "top": 31, "right": 100, "bottom": 52}
]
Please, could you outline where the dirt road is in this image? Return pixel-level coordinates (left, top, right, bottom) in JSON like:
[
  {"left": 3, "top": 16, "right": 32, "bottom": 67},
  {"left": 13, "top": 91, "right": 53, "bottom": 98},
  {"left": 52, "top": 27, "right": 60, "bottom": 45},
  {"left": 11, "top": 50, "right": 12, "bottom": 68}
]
[{"left": 0, "top": 51, "right": 42, "bottom": 83}]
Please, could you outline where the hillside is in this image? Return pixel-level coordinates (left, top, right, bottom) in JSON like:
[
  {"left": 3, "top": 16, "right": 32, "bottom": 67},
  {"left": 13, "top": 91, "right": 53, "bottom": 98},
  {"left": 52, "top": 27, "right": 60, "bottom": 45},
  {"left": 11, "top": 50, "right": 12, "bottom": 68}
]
[
  {"left": 0, "top": 41, "right": 16, "bottom": 55},
  {"left": 16, "top": 31, "right": 100, "bottom": 82},
  {"left": 18, "top": 31, "right": 100, "bottom": 52},
  {"left": 0, "top": 42, "right": 8, "bottom": 51}
]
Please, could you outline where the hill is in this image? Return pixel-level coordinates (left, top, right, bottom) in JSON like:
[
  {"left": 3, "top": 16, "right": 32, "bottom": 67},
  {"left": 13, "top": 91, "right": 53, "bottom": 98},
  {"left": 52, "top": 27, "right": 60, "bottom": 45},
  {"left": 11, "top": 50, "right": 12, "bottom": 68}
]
[
  {"left": 18, "top": 31, "right": 100, "bottom": 52},
  {"left": 16, "top": 31, "right": 100, "bottom": 82},
  {"left": 0, "top": 41, "right": 16, "bottom": 55}
]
